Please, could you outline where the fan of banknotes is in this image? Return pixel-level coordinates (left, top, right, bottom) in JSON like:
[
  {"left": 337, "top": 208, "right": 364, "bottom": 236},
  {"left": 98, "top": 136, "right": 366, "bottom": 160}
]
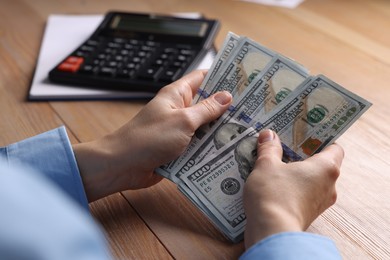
[{"left": 156, "top": 32, "right": 371, "bottom": 242}]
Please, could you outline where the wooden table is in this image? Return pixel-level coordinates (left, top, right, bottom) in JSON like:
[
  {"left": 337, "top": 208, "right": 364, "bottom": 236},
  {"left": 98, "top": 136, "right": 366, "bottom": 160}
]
[{"left": 1, "top": 0, "right": 389, "bottom": 258}]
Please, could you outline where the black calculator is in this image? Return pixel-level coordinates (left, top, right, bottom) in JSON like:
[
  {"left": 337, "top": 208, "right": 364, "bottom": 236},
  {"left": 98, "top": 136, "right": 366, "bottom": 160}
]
[{"left": 48, "top": 11, "right": 220, "bottom": 93}]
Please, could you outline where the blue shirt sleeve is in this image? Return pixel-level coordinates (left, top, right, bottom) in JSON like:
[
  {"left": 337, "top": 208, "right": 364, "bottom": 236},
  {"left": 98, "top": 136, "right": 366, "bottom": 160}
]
[
  {"left": 0, "top": 157, "right": 112, "bottom": 260},
  {"left": 0, "top": 126, "right": 89, "bottom": 210},
  {"left": 240, "top": 232, "right": 342, "bottom": 260}
]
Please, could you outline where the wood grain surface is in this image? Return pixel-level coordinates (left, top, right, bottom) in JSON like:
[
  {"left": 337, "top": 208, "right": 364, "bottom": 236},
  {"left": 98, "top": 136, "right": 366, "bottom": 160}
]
[{"left": 0, "top": 0, "right": 389, "bottom": 258}]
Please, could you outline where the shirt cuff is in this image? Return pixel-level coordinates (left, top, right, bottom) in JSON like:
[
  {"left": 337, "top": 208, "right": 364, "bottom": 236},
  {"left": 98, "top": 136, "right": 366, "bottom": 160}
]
[
  {"left": 240, "top": 232, "right": 342, "bottom": 260},
  {"left": 0, "top": 126, "right": 89, "bottom": 210}
]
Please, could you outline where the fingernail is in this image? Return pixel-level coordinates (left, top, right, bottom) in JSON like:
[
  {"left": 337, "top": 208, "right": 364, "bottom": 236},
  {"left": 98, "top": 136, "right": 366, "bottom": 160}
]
[
  {"left": 214, "top": 91, "right": 232, "bottom": 105},
  {"left": 258, "top": 129, "right": 275, "bottom": 143}
]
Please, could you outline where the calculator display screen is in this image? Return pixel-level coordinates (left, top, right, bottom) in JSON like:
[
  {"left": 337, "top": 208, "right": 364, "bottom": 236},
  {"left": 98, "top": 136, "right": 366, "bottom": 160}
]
[{"left": 110, "top": 14, "right": 208, "bottom": 37}]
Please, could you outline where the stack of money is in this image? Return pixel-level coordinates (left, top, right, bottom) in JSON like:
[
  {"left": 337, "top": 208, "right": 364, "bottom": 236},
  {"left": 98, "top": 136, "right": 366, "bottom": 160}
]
[{"left": 156, "top": 32, "right": 371, "bottom": 242}]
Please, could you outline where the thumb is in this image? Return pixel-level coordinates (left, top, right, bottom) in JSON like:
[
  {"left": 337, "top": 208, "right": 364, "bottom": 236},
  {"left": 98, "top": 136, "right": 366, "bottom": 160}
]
[
  {"left": 256, "top": 129, "right": 283, "bottom": 163},
  {"left": 188, "top": 91, "right": 232, "bottom": 127}
]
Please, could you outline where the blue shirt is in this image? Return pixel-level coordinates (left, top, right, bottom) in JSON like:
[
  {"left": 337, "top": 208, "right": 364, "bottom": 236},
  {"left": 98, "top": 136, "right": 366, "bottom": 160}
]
[{"left": 0, "top": 127, "right": 341, "bottom": 259}]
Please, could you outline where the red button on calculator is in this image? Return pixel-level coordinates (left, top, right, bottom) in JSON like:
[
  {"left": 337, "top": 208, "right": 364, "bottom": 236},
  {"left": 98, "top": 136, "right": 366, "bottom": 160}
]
[{"left": 57, "top": 56, "right": 84, "bottom": 72}]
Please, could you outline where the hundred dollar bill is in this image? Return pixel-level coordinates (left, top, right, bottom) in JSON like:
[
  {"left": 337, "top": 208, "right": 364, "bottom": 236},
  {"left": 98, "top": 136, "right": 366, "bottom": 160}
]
[
  {"left": 178, "top": 144, "right": 248, "bottom": 241},
  {"left": 179, "top": 181, "right": 241, "bottom": 239},
  {"left": 173, "top": 56, "right": 310, "bottom": 180},
  {"left": 163, "top": 38, "right": 276, "bottom": 179},
  {"left": 178, "top": 75, "right": 371, "bottom": 241},
  {"left": 201, "top": 37, "right": 275, "bottom": 99},
  {"left": 193, "top": 32, "right": 240, "bottom": 104},
  {"left": 254, "top": 74, "right": 372, "bottom": 161},
  {"left": 178, "top": 183, "right": 244, "bottom": 242}
]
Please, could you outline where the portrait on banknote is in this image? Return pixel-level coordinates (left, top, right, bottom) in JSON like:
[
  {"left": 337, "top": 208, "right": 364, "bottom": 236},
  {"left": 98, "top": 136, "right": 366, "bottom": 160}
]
[
  {"left": 213, "top": 122, "right": 247, "bottom": 149},
  {"left": 234, "top": 136, "right": 258, "bottom": 180}
]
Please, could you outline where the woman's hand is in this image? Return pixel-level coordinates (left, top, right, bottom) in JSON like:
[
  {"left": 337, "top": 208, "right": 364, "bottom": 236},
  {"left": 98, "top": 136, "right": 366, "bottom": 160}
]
[
  {"left": 243, "top": 129, "right": 344, "bottom": 249},
  {"left": 73, "top": 70, "right": 232, "bottom": 202}
]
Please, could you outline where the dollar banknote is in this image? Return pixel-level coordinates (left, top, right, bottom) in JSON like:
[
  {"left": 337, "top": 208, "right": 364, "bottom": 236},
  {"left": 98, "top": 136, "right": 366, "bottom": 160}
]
[
  {"left": 201, "top": 36, "right": 275, "bottom": 99},
  {"left": 178, "top": 74, "right": 371, "bottom": 241},
  {"left": 172, "top": 56, "right": 310, "bottom": 180},
  {"left": 254, "top": 74, "right": 372, "bottom": 161},
  {"left": 178, "top": 144, "right": 248, "bottom": 242},
  {"left": 193, "top": 32, "right": 240, "bottom": 104},
  {"left": 155, "top": 31, "right": 371, "bottom": 242}
]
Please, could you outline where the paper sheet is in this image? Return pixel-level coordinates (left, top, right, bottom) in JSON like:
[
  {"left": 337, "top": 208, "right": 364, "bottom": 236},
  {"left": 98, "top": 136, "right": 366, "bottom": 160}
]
[
  {"left": 29, "top": 14, "right": 215, "bottom": 101},
  {"left": 239, "top": 0, "right": 305, "bottom": 9}
]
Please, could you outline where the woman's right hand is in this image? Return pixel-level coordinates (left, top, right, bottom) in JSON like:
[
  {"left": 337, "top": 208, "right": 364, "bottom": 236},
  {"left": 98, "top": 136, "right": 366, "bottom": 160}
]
[{"left": 243, "top": 129, "right": 344, "bottom": 249}]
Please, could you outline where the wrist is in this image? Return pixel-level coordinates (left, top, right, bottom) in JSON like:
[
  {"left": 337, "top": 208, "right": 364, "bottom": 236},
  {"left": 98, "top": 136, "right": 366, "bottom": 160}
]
[
  {"left": 74, "top": 126, "right": 162, "bottom": 202},
  {"left": 72, "top": 136, "right": 126, "bottom": 202},
  {"left": 244, "top": 203, "right": 303, "bottom": 249}
]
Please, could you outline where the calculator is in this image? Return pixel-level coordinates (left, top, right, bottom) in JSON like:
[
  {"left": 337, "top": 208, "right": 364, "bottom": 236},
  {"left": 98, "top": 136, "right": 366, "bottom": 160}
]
[{"left": 48, "top": 11, "right": 220, "bottom": 93}]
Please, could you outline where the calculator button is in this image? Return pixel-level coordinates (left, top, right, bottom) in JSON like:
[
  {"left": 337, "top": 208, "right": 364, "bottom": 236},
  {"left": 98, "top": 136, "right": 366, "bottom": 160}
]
[
  {"left": 129, "top": 39, "right": 142, "bottom": 45},
  {"left": 107, "top": 61, "right": 119, "bottom": 67},
  {"left": 57, "top": 56, "right": 84, "bottom": 72},
  {"left": 86, "top": 40, "right": 99, "bottom": 46},
  {"left": 80, "top": 45, "right": 95, "bottom": 52},
  {"left": 79, "top": 65, "right": 95, "bottom": 74},
  {"left": 126, "top": 63, "right": 139, "bottom": 70},
  {"left": 140, "top": 46, "right": 155, "bottom": 52},
  {"left": 160, "top": 53, "right": 170, "bottom": 60},
  {"left": 154, "top": 59, "right": 166, "bottom": 66},
  {"left": 160, "top": 68, "right": 182, "bottom": 82},
  {"left": 176, "top": 55, "right": 187, "bottom": 62},
  {"left": 97, "top": 53, "right": 108, "bottom": 60},
  {"left": 120, "top": 49, "right": 131, "bottom": 56},
  {"left": 145, "top": 40, "right": 158, "bottom": 47},
  {"left": 58, "top": 63, "right": 81, "bottom": 72},
  {"left": 138, "top": 67, "right": 163, "bottom": 80},
  {"left": 171, "top": 61, "right": 185, "bottom": 68},
  {"left": 116, "top": 69, "right": 135, "bottom": 78},
  {"left": 107, "top": 42, "right": 121, "bottom": 49},
  {"left": 114, "top": 55, "right": 124, "bottom": 62},
  {"left": 138, "top": 51, "right": 148, "bottom": 58},
  {"left": 124, "top": 44, "right": 137, "bottom": 50},
  {"left": 91, "top": 59, "right": 101, "bottom": 66},
  {"left": 131, "top": 57, "right": 144, "bottom": 64},
  {"left": 75, "top": 51, "right": 86, "bottom": 57},
  {"left": 179, "top": 49, "right": 195, "bottom": 56},
  {"left": 104, "top": 48, "right": 115, "bottom": 54},
  {"left": 99, "top": 67, "right": 116, "bottom": 76},
  {"left": 66, "top": 56, "right": 84, "bottom": 64},
  {"left": 113, "top": 38, "right": 126, "bottom": 44}
]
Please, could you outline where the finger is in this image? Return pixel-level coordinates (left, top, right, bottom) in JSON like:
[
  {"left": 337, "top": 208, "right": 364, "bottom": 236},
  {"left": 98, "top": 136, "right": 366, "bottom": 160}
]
[
  {"left": 186, "top": 91, "right": 232, "bottom": 127},
  {"left": 170, "top": 70, "right": 208, "bottom": 96},
  {"left": 256, "top": 129, "right": 283, "bottom": 164},
  {"left": 187, "top": 70, "right": 208, "bottom": 97},
  {"left": 159, "top": 70, "right": 207, "bottom": 107}
]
